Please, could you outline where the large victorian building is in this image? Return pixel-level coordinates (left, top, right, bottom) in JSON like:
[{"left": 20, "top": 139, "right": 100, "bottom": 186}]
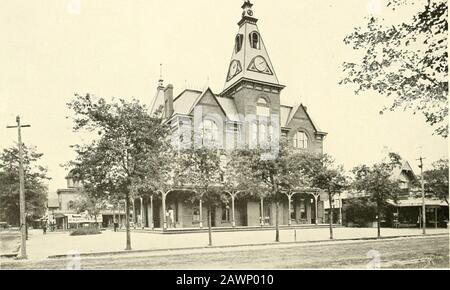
[{"left": 131, "top": 1, "right": 328, "bottom": 230}]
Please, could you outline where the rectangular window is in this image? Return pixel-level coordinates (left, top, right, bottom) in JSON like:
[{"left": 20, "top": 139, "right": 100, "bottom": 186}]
[
  {"left": 222, "top": 204, "right": 230, "bottom": 222},
  {"left": 193, "top": 208, "right": 200, "bottom": 222},
  {"left": 299, "top": 200, "right": 307, "bottom": 220}
]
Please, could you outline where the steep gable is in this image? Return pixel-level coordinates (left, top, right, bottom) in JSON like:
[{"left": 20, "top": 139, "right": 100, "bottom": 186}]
[{"left": 189, "top": 88, "right": 227, "bottom": 118}]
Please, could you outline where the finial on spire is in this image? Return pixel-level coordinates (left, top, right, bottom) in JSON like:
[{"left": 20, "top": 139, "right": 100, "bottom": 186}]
[
  {"left": 158, "top": 63, "right": 164, "bottom": 88},
  {"left": 241, "top": 0, "right": 253, "bottom": 9},
  {"left": 239, "top": 0, "right": 256, "bottom": 24}
]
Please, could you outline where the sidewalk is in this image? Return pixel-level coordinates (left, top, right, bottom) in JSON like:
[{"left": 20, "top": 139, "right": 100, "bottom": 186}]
[{"left": 13, "top": 227, "right": 450, "bottom": 261}]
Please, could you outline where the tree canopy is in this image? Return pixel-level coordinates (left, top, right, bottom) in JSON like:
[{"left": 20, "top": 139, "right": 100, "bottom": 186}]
[
  {"left": 0, "top": 144, "right": 49, "bottom": 225},
  {"left": 352, "top": 153, "right": 402, "bottom": 237},
  {"left": 424, "top": 158, "right": 449, "bottom": 204},
  {"left": 341, "top": 0, "right": 448, "bottom": 137},
  {"left": 67, "top": 93, "right": 169, "bottom": 249}
]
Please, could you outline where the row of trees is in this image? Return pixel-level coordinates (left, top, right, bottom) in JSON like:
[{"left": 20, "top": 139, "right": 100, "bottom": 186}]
[{"left": 65, "top": 94, "right": 449, "bottom": 251}]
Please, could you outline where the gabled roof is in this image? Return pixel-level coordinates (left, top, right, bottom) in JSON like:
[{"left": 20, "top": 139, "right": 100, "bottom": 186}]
[
  {"left": 172, "top": 89, "right": 202, "bottom": 115},
  {"left": 216, "top": 97, "right": 240, "bottom": 122},
  {"left": 149, "top": 88, "right": 165, "bottom": 116},
  {"left": 391, "top": 160, "right": 417, "bottom": 182},
  {"left": 281, "top": 103, "right": 326, "bottom": 135},
  {"left": 280, "top": 105, "right": 293, "bottom": 128}
]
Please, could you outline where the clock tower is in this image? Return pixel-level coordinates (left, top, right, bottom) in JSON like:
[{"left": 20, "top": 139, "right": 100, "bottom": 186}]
[{"left": 222, "top": 0, "right": 285, "bottom": 136}]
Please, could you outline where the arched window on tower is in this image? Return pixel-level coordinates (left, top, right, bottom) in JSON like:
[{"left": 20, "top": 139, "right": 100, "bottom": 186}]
[
  {"left": 235, "top": 34, "right": 243, "bottom": 53},
  {"left": 249, "top": 32, "right": 260, "bottom": 49},
  {"left": 254, "top": 97, "right": 271, "bottom": 147},
  {"left": 293, "top": 131, "right": 308, "bottom": 149}
]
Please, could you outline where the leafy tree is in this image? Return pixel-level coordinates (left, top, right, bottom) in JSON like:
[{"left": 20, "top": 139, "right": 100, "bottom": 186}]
[
  {"left": 67, "top": 94, "right": 168, "bottom": 250},
  {"left": 301, "top": 154, "right": 348, "bottom": 239},
  {"left": 238, "top": 141, "right": 307, "bottom": 242},
  {"left": 223, "top": 149, "right": 271, "bottom": 227},
  {"left": 424, "top": 158, "right": 449, "bottom": 204},
  {"left": 0, "top": 144, "right": 49, "bottom": 225},
  {"left": 72, "top": 192, "right": 107, "bottom": 226},
  {"left": 352, "top": 153, "right": 402, "bottom": 238},
  {"left": 179, "top": 147, "right": 224, "bottom": 246},
  {"left": 341, "top": 0, "right": 448, "bottom": 137}
]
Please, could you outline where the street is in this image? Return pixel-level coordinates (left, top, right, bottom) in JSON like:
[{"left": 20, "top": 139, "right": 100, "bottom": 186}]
[{"left": 1, "top": 234, "right": 448, "bottom": 269}]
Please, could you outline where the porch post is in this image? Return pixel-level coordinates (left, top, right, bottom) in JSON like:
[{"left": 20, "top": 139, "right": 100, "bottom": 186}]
[
  {"left": 140, "top": 197, "right": 144, "bottom": 229},
  {"left": 199, "top": 199, "right": 203, "bottom": 229},
  {"left": 260, "top": 197, "right": 264, "bottom": 227},
  {"left": 112, "top": 206, "right": 116, "bottom": 227},
  {"left": 314, "top": 194, "right": 319, "bottom": 225},
  {"left": 162, "top": 192, "right": 167, "bottom": 230},
  {"left": 231, "top": 194, "right": 236, "bottom": 228},
  {"left": 338, "top": 193, "right": 343, "bottom": 225},
  {"left": 132, "top": 199, "right": 136, "bottom": 225},
  {"left": 118, "top": 203, "right": 121, "bottom": 228},
  {"left": 287, "top": 195, "right": 292, "bottom": 226},
  {"left": 435, "top": 207, "right": 438, "bottom": 229},
  {"left": 150, "top": 195, "right": 154, "bottom": 230}
]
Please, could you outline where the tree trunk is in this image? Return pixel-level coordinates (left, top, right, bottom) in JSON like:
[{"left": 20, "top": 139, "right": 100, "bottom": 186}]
[
  {"left": 207, "top": 205, "right": 213, "bottom": 246},
  {"left": 125, "top": 193, "right": 132, "bottom": 250},
  {"left": 328, "top": 194, "right": 334, "bottom": 240},
  {"left": 377, "top": 201, "right": 381, "bottom": 239},
  {"left": 275, "top": 201, "right": 280, "bottom": 242}
]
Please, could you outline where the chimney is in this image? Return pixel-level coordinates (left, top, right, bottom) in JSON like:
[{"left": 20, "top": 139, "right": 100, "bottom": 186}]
[{"left": 164, "top": 84, "right": 174, "bottom": 118}]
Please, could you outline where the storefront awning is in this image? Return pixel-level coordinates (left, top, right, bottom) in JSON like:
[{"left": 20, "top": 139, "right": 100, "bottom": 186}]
[{"left": 391, "top": 198, "right": 448, "bottom": 208}]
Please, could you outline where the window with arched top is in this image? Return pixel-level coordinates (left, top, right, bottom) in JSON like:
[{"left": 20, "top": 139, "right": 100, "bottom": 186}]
[
  {"left": 200, "top": 119, "right": 219, "bottom": 146},
  {"left": 251, "top": 97, "right": 272, "bottom": 147},
  {"left": 249, "top": 32, "right": 260, "bottom": 49},
  {"left": 293, "top": 131, "right": 308, "bottom": 149},
  {"left": 256, "top": 98, "right": 270, "bottom": 117},
  {"left": 235, "top": 34, "right": 243, "bottom": 53}
]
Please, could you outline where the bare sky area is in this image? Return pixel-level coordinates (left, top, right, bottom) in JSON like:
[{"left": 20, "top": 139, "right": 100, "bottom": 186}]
[{"left": 0, "top": 0, "right": 447, "bottom": 197}]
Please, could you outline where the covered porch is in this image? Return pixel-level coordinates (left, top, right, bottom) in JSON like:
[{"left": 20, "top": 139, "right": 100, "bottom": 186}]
[{"left": 128, "top": 189, "right": 327, "bottom": 231}]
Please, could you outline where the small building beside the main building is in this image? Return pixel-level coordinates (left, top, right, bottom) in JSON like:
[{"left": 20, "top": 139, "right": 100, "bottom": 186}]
[
  {"left": 339, "top": 160, "right": 449, "bottom": 228},
  {"left": 46, "top": 171, "right": 126, "bottom": 230}
]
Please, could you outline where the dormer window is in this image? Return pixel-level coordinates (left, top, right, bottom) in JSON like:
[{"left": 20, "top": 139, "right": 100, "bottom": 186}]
[
  {"left": 235, "top": 34, "right": 243, "bottom": 53},
  {"left": 249, "top": 31, "right": 260, "bottom": 49}
]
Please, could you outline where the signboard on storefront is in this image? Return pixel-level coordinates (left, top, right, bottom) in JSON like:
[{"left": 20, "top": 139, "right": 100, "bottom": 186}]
[{"left": 67, "top": 212, "right": 103, "bottom": 224}]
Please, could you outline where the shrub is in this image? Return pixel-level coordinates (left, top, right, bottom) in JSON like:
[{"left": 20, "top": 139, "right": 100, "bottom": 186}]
[
  {"left": 70, "top": 227, "right": 101, "bottom": 236},
  {"left": 343, "top": 197, "right": 377, "bottom": 227}
]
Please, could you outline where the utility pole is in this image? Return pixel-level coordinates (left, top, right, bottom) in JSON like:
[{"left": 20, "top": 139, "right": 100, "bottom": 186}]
[
  {"left": 7, "top": 116, "right": 31, "bottom": 259},
  {"left": 417, "top": 157, "right": 426, "bottom": 235}
]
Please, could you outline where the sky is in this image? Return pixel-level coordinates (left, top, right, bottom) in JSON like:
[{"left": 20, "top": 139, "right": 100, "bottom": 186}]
[{"left": 0, "top": 0, "right": 447, "bottom": 197}]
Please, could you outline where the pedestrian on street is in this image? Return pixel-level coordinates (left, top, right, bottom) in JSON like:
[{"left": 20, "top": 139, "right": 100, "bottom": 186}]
[{"left": 42, "top": 222, "right": 47, "bottom": 235}]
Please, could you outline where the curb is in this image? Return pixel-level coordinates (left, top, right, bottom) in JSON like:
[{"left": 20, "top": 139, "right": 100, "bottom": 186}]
[
  {"left": 121, "top": 224, "right": 343, "bottom": 235},
  {"left": 47, "top": 233, "right": 448, "bottom": 260}
]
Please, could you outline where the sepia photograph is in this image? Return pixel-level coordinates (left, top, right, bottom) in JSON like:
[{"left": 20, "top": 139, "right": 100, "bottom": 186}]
[{"left": 0, "top": 0, "right": 448, "bottom": 276}]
